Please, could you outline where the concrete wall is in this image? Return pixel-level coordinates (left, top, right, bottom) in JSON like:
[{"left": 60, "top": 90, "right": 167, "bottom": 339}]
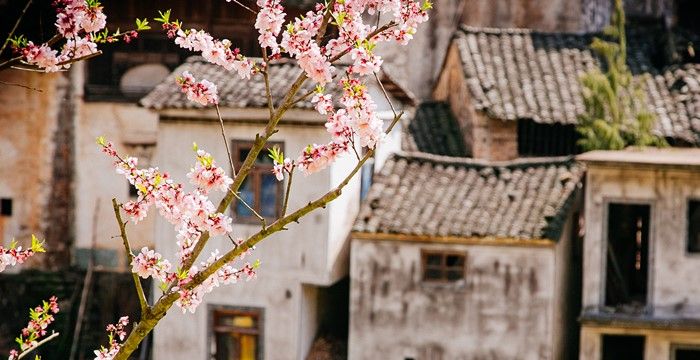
[
  {"left": 0, "top": 70, "right": 62, "bottom": 264},
  {"left": 581, "top": 164, "right": 700, "bottom": 315},
  {"left": 348, "top": 239, "right": 559, "bottom": 360},
  {"left": 74, "top": 101, "right": 158, "bottom": 267}
]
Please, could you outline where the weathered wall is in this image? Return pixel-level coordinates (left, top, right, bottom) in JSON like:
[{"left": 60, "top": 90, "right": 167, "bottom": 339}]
[
  {"left": 74, "top": 101, "right": 158, "bottom": 268},
  {"left": 0, "top": 70, "right": 62, "bottom": 262},
  {"left": 581, "top": 164, "right": 700, "bottom": 316},
  {"left": 459, "top": 0, "right": 611, "bottom": 32},
  {"left": 348, "top": 239, "right": 557, "bottom": 360}
]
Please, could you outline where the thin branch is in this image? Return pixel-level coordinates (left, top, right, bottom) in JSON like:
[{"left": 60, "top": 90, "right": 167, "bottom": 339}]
[
  {"left": 0, "top": 80, "right": 42, "bottom": 92},
  {"left": 17, "top": 332, "right": 60, "bottom": 360},
  {"left": 261, "top": 49, "right": 275, "bottom": 117},
  {"left": 227, "top": 0, "right": 257, "bottom": 14},
  {"left": 281, "top": 166, "right": 295, "bottom": 217},
  {"left": 0, "top": 0, "right": 33, "bottom": 57},
  {"left": 112, "top": 198, "right": 149, "bottom": 316},
  {"left": 289, "top": 87, "right": 317, "bottom": 107},
  {"left": 229, "top": 189, "right": 266, "bottom": 227},
  {"left": 373, "top": 71, "right": 398, "bottom": 117},
  {"left": 215, "top": 104, "right": 236, "bottom": 177},
  {"left": 56, "top": 50, "right": 102, "bottom": 66}
]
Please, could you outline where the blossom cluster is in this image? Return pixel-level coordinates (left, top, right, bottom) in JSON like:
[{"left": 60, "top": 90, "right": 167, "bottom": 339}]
[
  {"left": 0, "top": 235, "right": 46, "bottom": 273},
  {"left": 174, "top": 250, "right": 259, "bottom": 314},
  {"left": 8, "top": 296, "right": 60, "bottom": 360},
  {"left": 93, "top": 316, "right": 129, "bottom": 360},
  {"left": 100, "top": 139, "right": 233, "bottom": 261},
  {"left": 164, "top": 1, "right": 429, "bottom": 178},
  {"left": 177, "top": 71, "right": 219, "bottom": 106},
  {"left": 100, "top": 139, "right": 260, "bottom": 313},
  {"left": 17, "top": 0, "right": 106, "bottom": 72}
]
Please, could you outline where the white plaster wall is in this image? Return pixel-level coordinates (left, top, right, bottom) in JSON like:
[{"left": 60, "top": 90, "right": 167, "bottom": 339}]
[
  {"left": 349, "top": 239, "right": 557, "bottom": 360},
  {"left": 75, "top": 102, "right": 158, "bottom": 266},
  {"left": 582, "top": 165, "right": 700, "bottom": 316}
]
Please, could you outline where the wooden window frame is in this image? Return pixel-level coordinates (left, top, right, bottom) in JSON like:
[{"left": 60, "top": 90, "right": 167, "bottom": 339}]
[
  {"left": 231, "top": 140, "right": 284, "bottom": 224},
  {"left": 420, "top": 250, "right": 467, "bottom": 283},
  {"left": 687, "top": 199, "right": 700, "bottom": 254},
  {"left": 209, "top": 306, "right": 264, "bottom": 360}
]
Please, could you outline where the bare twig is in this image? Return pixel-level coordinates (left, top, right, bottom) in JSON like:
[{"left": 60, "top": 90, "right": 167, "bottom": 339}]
[
  {"left": 261, "top": 49, "right": 275, "bottom": 116},
  {"left": 215, "top": 104, "right": 236, "bottom": 177},
  {"left": 0, "top": 0, "right": 33, "bottom": 57},
  {"left": 17, "top": 332, "right": 60, "bottom": 360},
  {"left": 229, "top": 189, "right": 266, "bottom": 227},
  {"left": 281, "top": 166, "right": 295, "bottom": 217},
  {"left": 227, "top": 0, "right": 257, "bottom": 14},
  {"left": 373, "top": 71, "right": 398, "bottom": 117},
  {"left": 0, "top": 80, "right": 42, "bottom": 92},
  {"left": 112, "top": 198, "right": 149, "bottom": 316}
]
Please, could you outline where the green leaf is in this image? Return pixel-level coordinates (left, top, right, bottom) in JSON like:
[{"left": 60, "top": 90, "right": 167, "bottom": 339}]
[
  {"left": 31, "top": 235, "right": 46, "bottom": 253},
  {"left": 136, "top": 18, "right": 151, "bottom": 31},
  {"left": 155, "top": 9, "right": 172, "bottom": 24}
]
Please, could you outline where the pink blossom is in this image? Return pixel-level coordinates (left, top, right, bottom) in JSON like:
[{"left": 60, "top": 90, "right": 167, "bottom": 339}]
[
  {"left": 131, "top": 247, "right": 172, "bottom": 282},
  {"left": 177, "top": 71, "right": 219, "bottom": 106}
]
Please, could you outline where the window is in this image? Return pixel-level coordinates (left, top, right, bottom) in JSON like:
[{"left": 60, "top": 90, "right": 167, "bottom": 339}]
[
  {"left": 605, "top": 203, "right": 650, "bottom": 307},
  {"left": 0, "top": 198, "right": 12, "bottom": 216},
  {"left": 688, "top": 200, "right": 700, "bottom": 253},
  {"left": 517, "top": 119, "right": 581, "bottom": 157},
  {"left": 674, "top": 345, "right": 700, "bottom": 360},
  {"left": 211, "top": 308, "right": 262, "bottom": 360},
  {"left": 232, "top": 141, "right": 283, "bottom": 222},
  {"left": 602, "top": 334, "right": 645, "bottom": 360},
  {"left": 421, "top": 250, "right": 466, "bottom": 282}
]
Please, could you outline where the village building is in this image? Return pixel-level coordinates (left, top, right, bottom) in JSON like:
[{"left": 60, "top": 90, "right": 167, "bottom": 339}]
[
  {"left": 432, "top": 25, "right": 700, "bottom": 161},
  {"left": 349, "top": 151, "right": 584, "bottom": 359},
  {"left": 577, "top": 148, "right": 700, "bottom": 360},
  {"left": 139, "top": 56, "right": 414, "bottom": 360}
]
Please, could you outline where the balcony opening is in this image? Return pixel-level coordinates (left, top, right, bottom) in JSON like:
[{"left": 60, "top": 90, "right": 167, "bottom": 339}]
[
  {"left": 605, "top": 203, "right": 650, "bottom": 308},
  {"left": 675, "top": 345, "right": 700, "bottom": 360},
  {"left": 602, "top": 334, "right": 645, "bottom": 360}
]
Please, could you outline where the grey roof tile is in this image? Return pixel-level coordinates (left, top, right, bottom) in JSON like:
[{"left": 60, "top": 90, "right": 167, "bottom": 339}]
[
  {"left": 354, "top": 152, "right": 584, "bottom": 241},
  {"left": 454, "top": 26, "right": 700, "bottom": 145}
]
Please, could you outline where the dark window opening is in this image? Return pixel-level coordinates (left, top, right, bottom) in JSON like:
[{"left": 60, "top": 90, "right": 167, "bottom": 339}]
[
  {"left": 688, "top": 200, "right": 700, "bottom": 253},
  {"left": 602, "top": 334, "right": 645, "bottom": 360},
  {"left": 128, "top": 181, "right": 139, "bottom": 198},
  {"left": 675, "top": 346, "right": 700, "bottom": 360},
  {"left": 232, "top": 141, "right": 283, "bottom": 222},
  {"left": 211, "top": 308, "right": 262, "bottom": 360},
  {"left": 605, "top": 203, "right": 650, "bottom": 307},
  {"left": 1, "top": 198, "right": 12, "bottom": 217},
  {"left": 421, "top": 251, "right": 466, "bottom": 282},
  {"left": 677, "top": 0, "right": 700, "bottom": 36},
  {"left": 517, "top": 119, "right": 580, "bottom": 157}
]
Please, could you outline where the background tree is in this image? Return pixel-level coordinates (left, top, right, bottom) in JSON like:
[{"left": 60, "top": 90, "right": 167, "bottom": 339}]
[{"left": 576, "top": 0, "right": 667, "bottom": 150}]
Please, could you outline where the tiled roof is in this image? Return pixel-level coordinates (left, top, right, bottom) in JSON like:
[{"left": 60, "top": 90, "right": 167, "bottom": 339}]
[
  {"left": 404, "top": 101, "right": 468, "bottom": 157},
  {"left": 140, "top": 56, "right": 415, "bottom": 110},
  {"left": 454, "top": 25, "right": 700, "bottom": 144},
  {"left": 354, "top": 152, "right": 583, "bottom": 241}
]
